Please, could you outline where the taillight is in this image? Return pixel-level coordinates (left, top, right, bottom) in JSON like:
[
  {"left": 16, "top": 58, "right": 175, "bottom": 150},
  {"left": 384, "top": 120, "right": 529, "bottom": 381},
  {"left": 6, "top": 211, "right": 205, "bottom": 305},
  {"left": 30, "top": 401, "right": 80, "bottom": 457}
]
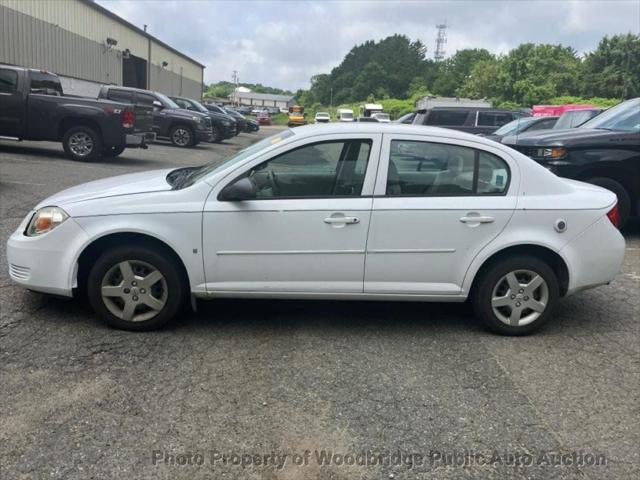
[
  {"left": 122, "top": 108, "right": 135, "bottom": 129},
  {"left": 606, "top": 203, "right": 619, "bottom": 228}
]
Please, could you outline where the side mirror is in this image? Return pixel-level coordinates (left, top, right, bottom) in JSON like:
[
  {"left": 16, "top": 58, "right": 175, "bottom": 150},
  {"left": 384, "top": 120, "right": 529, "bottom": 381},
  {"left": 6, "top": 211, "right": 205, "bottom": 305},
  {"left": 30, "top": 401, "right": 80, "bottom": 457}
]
[
  {"left": 219, "top": 177, "right": 257, "bottom": 201},
  {"left": 152, "top": 100, "right": 163, "bottom": 109}
]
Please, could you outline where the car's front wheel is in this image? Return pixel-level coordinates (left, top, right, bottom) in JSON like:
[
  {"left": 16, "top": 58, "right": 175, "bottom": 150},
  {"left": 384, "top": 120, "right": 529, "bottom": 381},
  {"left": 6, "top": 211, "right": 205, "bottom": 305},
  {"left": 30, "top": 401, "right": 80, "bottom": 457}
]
[
  {"left": 472, "top": 256, "right": 559, "bottom": 335},
  {"left": 169, "top": 125, "right": 194, "bottom": 147},
  {"left": 87, "top": 245, "right": 185, "bottom": 331}
]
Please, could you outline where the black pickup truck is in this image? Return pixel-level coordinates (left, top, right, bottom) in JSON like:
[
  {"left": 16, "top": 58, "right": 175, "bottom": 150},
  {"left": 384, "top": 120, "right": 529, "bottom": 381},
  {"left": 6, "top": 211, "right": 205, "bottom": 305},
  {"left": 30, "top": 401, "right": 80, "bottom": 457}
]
[
  {"left": 98, "top": 86, "right": 213, "bottom": 147},
  {"left": 0, "top": 65, "right": 154, "bottom": 161},
  {"left": 504, "top": 98, "right": 640, "bottom": 227}
]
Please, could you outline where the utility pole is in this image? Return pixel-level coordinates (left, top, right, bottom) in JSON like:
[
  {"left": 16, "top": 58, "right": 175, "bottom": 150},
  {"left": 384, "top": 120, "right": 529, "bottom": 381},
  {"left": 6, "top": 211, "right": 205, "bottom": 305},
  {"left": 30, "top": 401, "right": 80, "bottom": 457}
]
[
  {"left": 434, "top": 23, "right": 447, "bottom": 61},
  {"left": 232, "top": 70, "right": 239, "bottom": 105}
]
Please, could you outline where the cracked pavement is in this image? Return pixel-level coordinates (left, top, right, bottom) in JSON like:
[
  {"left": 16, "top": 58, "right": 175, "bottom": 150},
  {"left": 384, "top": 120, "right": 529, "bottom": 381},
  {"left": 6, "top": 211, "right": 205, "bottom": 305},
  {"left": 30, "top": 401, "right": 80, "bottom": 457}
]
[{"left": 1, "top": 132, "right": 639, "bottom": 480}]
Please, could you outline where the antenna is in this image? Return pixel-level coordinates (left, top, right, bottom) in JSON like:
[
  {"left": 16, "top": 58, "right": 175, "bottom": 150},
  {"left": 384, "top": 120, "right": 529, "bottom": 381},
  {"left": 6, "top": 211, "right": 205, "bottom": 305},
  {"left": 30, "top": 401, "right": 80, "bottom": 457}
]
[
  {"left": 434, "top": 23, "right": 447, "bottom": 61},
  {"left": 232, "top": 70, "right": 239, "bottom": 105}
]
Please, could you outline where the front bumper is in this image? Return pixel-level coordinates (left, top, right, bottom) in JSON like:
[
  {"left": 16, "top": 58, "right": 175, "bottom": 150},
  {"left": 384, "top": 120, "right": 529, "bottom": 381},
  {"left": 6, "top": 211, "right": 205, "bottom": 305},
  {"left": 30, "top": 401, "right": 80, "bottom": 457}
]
[
  {"left": 196, "top": 128, "right": 214, "bottom": 142},
  {"left": 7, "top": 215, "right": 90, "bottom": 297}
]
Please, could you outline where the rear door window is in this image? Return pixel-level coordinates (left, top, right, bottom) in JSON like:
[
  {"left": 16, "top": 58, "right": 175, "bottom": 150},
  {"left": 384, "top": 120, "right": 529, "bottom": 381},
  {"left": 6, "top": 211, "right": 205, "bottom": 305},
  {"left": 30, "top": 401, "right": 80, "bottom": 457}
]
[
  {"left": 425, "top": 110, "right": 469, "bottom": 126},
  {"left": 0, "top": 69, "right": 18, "bottom": 94},
  {"left": 29, "top": 72, "right": 62, "bottom": 96},
  {"left": 386, "top": 140, "right": 509, "bottom": 196}
]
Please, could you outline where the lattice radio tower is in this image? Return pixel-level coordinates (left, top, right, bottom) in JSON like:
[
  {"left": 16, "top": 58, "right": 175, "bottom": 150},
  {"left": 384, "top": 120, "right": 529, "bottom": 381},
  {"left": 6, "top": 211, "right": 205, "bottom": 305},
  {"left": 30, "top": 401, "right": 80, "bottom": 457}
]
[{"left": 434, "top": 23, "right": 447, "bottom": 61}]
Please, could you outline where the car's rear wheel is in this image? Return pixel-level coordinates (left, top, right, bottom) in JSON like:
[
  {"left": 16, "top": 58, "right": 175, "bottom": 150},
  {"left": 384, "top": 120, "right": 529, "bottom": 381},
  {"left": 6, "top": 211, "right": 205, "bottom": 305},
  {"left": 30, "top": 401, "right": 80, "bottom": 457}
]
[
  {"left": 87, "top": 245, "right": 185, "bottom": 331},
  {"left": 472, "top": 256, "right": 559, "bottom": 335},
  {"left": 586, "top": 177, "right": 631, "bottom": 229},
  {"left": 63, "top": 126, "right": 102, "bottom": 161},
  {"left": 170, "top": 125, "right": 194, "bottom": 147}
]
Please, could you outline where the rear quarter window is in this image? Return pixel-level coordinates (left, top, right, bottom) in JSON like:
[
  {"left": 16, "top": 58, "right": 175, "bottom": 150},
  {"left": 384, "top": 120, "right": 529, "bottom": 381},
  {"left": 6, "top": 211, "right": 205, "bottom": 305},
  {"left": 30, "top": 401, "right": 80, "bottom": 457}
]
[{"left": 425, "top": 110, "right": 469, "bottom": 126}]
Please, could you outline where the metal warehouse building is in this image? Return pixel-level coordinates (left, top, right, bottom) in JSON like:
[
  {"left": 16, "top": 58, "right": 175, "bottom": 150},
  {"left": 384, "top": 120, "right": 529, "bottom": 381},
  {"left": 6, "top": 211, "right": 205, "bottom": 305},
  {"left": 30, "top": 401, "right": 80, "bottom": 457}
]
[
  {"left": 233, "top": 92, "right": 296, "bottom": 109},
  {"left": 0, "top": 0, "right": 204, "bottom": 98}
]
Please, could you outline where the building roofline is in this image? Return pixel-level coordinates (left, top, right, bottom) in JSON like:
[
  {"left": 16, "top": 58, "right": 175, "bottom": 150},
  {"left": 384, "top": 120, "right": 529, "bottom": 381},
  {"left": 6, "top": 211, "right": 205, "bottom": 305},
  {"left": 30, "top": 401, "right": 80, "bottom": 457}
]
[{"left": 80, "top": 0, "right": 206, "bottom": 68}]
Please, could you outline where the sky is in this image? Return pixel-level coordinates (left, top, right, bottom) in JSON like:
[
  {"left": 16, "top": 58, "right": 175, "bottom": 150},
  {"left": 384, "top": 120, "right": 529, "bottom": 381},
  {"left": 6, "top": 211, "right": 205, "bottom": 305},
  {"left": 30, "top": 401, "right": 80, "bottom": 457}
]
[{"left": 97, "top": 0, "right": 640, "bottom": 91}]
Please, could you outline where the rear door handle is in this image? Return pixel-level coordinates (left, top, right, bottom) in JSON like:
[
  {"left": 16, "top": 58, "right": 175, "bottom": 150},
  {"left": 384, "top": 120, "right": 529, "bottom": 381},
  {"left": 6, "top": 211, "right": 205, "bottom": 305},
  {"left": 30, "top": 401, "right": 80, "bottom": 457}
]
[
  {"left": 460, "top": 215, "right": 494, "bottom": 224},
  {"left": 324, "top": 216, "right": 359, "bottom": 225}
]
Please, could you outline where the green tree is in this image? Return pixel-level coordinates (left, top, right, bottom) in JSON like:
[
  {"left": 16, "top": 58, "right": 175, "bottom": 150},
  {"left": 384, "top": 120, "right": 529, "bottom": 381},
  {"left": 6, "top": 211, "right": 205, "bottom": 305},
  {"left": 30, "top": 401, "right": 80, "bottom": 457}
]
[
  {"left": 431, "top": 49, "right": 495, "bottom": 96},
  {"left": 581, "top": 33, "right": 640, "bottom": 99}
]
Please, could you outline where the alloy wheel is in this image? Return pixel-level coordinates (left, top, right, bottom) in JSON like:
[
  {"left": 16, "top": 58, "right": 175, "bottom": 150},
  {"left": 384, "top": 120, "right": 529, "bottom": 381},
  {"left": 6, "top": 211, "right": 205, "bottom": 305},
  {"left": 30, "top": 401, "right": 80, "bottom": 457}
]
[
  {"left": 100, "top": 260, "right": 168, "bottom": 322},
  {"left": 172, "top": 128, "right": 191, "bottom": 146},
  {"left": 491, "top": 269, "right": 549, "bottom": 327},
  {"left": 68, "top": 132, "right": 94, "bottom": 157}
]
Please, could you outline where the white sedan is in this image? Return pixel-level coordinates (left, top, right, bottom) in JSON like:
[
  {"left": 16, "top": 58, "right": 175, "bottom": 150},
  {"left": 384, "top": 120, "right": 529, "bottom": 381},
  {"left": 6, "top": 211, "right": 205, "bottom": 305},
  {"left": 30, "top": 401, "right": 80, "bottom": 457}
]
[{"left": 7, "top": 124, "right": 625, "bottom": 335}]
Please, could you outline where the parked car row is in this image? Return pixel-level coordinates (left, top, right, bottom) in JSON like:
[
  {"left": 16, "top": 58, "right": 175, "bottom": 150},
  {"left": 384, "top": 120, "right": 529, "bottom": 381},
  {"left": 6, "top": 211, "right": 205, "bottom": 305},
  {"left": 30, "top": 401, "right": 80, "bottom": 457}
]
[
  {"left": 0, "top": 65, "right": 155, "bottom": 161},
  {"left": 0, "top": 64, "right": 261, "bottom": 161}
]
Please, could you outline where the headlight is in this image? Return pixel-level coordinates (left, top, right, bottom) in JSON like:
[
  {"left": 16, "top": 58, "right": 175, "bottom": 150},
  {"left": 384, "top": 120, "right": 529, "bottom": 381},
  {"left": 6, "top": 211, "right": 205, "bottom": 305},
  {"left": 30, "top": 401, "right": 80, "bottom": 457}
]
[
  {"left": 540, "top": 147, "right": 567, "bottom": 159},
  {"left": 192, "top": 116, "right": 202, "bottom": 123},
  {"left": 26, "top": 206, "right": 69, "bottom": 236},
  {"left": 223, "top": 121, "right": 231, "bottom": 126}
]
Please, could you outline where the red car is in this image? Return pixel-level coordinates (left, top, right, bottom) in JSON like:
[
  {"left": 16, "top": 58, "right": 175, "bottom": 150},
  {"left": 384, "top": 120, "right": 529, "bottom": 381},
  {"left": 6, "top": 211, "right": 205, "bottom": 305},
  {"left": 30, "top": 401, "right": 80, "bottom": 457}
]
[{"left": 256, "top": 111, "right": 271, "bottom": 126}]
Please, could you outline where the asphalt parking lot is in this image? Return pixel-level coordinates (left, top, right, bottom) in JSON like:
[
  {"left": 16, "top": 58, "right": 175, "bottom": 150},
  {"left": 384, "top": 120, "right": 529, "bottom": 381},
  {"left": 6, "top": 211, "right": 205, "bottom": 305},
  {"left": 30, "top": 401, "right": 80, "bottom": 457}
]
[{"left": 1, "top": 131, "right": 638, "bottom": 480}]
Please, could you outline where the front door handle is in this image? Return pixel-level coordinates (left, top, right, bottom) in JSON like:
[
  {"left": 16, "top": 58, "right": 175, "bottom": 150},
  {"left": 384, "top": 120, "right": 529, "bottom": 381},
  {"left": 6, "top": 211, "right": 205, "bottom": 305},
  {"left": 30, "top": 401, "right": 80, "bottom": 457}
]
[
  {"left": 460, "top": 215, "right": 495, "bottom": 224},
  {"left": 324, "top": 216, "right": 360, "bottom": 225}
]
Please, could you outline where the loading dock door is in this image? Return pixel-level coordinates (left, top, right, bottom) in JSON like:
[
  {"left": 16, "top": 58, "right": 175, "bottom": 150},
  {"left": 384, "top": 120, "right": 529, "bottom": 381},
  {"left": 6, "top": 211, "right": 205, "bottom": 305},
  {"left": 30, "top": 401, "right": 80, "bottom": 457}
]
[{"left": 123, "top": 54, "right": 147, "bottom": 89}]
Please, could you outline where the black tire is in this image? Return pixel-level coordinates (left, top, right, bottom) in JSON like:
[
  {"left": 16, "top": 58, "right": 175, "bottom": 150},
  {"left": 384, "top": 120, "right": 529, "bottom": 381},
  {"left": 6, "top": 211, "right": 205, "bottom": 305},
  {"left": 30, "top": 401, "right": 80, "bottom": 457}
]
[
  {"left": 211, "top": 125, "right": 224, "bottom": 143},
  {"left": 586, "top": 177, "right": 631, "bottom": 229},
  {"left": 472, "top": 255, "right": 559, "bottom": 336},
  {"left": 169, "top": 125, "right": 194, "bottom": 147},
  {"left": 62, "top": 126, "right": 102, "bottom": 161},
  {"left": 87, "top": 245, "right": 185, "bottom": 331},
  {"left": 102, "top": 145, "right": 126, "bottom": 158}
]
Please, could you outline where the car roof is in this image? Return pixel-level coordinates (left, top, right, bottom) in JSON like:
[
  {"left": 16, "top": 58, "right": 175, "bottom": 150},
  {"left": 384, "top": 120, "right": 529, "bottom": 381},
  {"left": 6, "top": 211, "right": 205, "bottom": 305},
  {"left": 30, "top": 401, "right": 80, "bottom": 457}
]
[{"left": 288, "top": 123, "right": 514, "bottom": 147}]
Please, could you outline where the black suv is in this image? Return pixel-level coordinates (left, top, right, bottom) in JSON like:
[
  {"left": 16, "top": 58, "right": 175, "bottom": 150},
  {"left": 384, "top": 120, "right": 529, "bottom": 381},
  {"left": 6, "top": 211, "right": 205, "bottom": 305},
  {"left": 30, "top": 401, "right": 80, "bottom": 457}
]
[
  {"left": 504, "top": 98, "right": 640, "bottom": 227},
  {"left": 205, "top": 104, "right": 246, "bottom": 135},
  {"left": 412, "top": 107, "right": 528, "bottom": 134},
  {"left": 98, "top": 86, "right": 213, "bottom": 147},
  {"left": 170, "top": 96, "right": 235, "bottom": 143}
]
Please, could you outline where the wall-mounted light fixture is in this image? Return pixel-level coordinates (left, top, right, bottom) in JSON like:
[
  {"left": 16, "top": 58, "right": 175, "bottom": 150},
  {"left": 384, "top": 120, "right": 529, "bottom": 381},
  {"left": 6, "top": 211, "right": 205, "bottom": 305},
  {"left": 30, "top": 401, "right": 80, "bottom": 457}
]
[
  {"left": 161, "top": 61, "right": 169, "bottom": 68},
  {"left": 104, "top": 37, "right": 118, "bottom": 53}
]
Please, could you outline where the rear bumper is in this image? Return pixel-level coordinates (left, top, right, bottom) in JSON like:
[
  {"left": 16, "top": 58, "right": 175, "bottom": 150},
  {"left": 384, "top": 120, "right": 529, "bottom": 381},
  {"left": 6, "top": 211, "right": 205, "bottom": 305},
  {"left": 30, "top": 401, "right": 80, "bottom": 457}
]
[
  {"left": 560, "top": 215, "right": 625, "bottom": 295},
  {"left": 125, "top": 132, "right": 156, "bottom": 148}
]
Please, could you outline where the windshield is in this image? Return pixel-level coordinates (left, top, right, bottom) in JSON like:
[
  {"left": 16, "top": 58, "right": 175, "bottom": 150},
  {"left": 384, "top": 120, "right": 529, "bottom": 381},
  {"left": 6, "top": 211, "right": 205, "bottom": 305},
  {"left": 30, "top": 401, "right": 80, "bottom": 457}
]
[
  {"left": 341, "top": 112, "right": 353, "bottom": 119},
  {"left": 554, "top": 110, "right": 599, "bottom": 129},
  {"left": 493, "top": 117, "right": 538, "bottom": 136},
  {"left": 580, "top": 99, "right": 640, "bottom": 132},
  {"left": 189, "top": 100, "right": 210, "bottom": 114},
  {"left": 175, "top": 129, "right": 296, "bottom": 188},
  {"left": 156, "top": 92, "right": 180, "bottom": 109}
]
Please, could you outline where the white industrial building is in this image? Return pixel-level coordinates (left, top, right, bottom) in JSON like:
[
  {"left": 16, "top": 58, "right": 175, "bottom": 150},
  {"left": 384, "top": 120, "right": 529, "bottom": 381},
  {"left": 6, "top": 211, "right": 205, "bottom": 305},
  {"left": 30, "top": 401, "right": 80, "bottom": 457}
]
[{"left": 0, "top": 0, "right": 205, "bottom": 98}]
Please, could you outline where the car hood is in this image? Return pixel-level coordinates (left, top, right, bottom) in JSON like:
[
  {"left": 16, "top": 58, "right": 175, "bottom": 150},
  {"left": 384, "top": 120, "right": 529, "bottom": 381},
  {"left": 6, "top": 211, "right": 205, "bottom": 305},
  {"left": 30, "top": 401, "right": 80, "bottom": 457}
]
[
  {"left": 170, "top": 108, "right": 208, "bottom": 120},
  {"left": 37, "top": 169, "right": 174, "bottom": 209},
  {"left": 502, "top": 128, "right": 615, "bottom": 146}
]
